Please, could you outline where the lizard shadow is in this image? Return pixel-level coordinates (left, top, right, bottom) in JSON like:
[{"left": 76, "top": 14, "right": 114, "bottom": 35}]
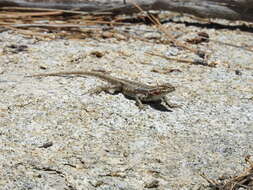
[
  {"left": 107, "top": 91, "right": 173, "bottom": 112},
  {"left": 119, "top": 93, "right": 173, "bottom": 112},
  {"left": 146, "top": 101, "right": 173, "bottom": 112}
]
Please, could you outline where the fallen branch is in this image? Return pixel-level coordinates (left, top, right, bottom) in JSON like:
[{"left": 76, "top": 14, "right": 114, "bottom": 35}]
[{"left": 1, "top": 0, "right": 253, "bottom": 22}]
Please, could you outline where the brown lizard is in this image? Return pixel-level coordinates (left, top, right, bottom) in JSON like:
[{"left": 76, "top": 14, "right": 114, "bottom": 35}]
[{"left": 28, "top": 71, "right": 178, "bottom": 109}]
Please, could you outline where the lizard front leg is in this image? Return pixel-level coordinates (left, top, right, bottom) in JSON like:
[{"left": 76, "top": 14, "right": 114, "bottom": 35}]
[
  {"left": 134, "top": 96, "right": 146, "bottom": 110},
  {"left": 162, "top": 97, "right": 180, "bottom": 108}
]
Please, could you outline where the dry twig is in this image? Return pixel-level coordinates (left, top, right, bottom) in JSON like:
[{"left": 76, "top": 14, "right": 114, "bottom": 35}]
[{"left": 201, "top": 156, "right": 253, "bottom": 190}]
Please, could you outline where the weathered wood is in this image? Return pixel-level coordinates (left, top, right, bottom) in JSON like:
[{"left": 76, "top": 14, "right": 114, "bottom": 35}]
[{"left": 1, "top": 0, "right": 253, "bottom": 22}]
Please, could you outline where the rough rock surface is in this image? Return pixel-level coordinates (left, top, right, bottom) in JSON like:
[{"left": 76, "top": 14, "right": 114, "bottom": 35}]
[{"left": 0, "top": 14, "right": 252, "bottom": 190}]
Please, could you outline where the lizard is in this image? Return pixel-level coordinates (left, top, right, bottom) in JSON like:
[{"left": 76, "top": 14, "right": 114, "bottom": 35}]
[{"left": 27, "top": 71, "right": 178, "bottom": 110}]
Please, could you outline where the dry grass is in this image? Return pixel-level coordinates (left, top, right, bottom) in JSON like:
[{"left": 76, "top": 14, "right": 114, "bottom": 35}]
[{"left": 201, "top": 156, "right": 253, "bottom": 190}]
